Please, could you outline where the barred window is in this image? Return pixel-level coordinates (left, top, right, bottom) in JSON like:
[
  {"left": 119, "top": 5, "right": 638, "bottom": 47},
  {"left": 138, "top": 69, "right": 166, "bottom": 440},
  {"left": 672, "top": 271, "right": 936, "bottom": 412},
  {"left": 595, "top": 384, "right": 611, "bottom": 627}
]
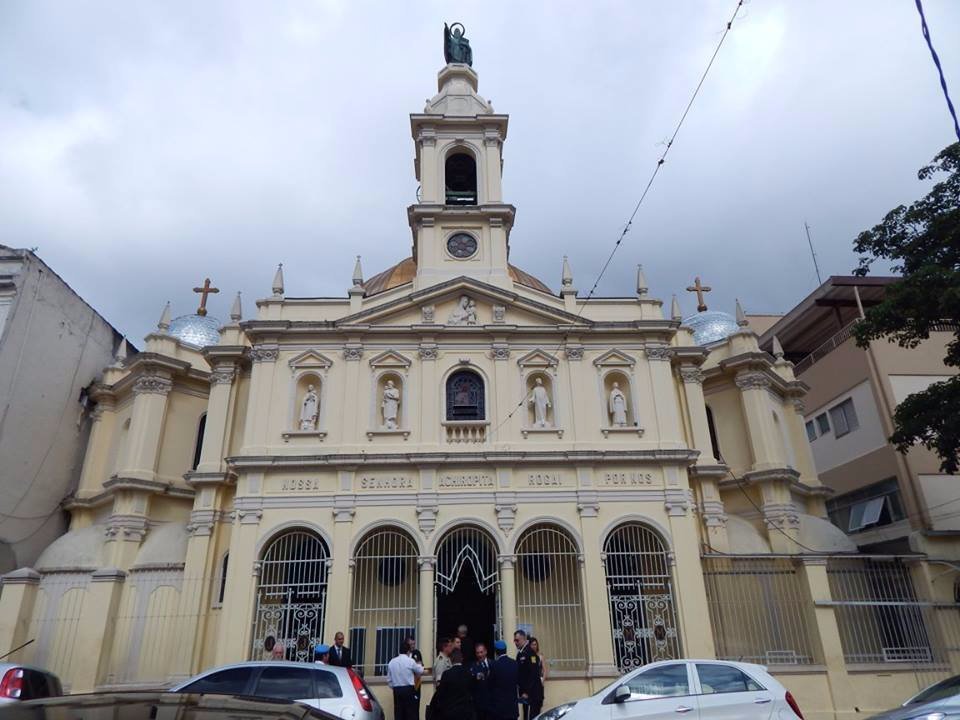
[
  {"left": 350, "top": 527, "right": 419, "bottom": 676},
  {"left": 515, "top": 524, "right": 587, "bottom": 671}
]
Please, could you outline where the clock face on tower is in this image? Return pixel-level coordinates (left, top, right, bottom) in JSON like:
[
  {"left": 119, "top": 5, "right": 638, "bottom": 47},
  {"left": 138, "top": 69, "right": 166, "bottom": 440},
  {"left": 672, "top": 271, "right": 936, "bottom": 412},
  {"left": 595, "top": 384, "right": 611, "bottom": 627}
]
[{"left": 446, "top": 233, "right": 478, "bottom": 259}]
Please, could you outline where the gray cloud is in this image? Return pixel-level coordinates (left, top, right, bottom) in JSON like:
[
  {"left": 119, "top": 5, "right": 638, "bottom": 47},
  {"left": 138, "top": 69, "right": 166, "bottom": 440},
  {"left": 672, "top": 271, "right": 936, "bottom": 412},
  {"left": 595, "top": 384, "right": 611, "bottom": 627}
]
[{"left": 1, "top": 0, "right": 957, "bottom": 341}]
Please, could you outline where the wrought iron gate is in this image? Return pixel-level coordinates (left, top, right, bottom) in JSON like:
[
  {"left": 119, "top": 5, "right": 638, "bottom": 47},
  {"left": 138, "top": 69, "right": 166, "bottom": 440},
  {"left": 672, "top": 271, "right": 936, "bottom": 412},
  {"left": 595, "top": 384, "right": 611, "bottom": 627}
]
[
  {"left": 434, "top": 526, "right": 501, "bottom": 643},
  {"left": 604, "top": 523, "right": 681, "bottom": 672},
  {"left": 251, "top": 530, "right": 329, "bottom": 662}
]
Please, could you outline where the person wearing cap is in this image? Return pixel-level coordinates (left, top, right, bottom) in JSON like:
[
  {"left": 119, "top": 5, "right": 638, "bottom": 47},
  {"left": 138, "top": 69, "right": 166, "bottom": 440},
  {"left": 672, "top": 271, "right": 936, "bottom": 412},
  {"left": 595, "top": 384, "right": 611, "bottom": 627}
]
[
  {"left": 314, "top": 643, "right": 330, "bottom": 664},
  {"left": 514, "top": 630, "right": 535, "bottom": 720},
  {"left": 487, "top": 640, "right": 519, "bottom": 720}
]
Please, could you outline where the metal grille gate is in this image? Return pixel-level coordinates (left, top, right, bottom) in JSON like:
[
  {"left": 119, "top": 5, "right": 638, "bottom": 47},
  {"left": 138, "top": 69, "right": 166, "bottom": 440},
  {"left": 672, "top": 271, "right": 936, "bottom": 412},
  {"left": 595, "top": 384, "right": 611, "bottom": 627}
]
[
  {"left": 434, "top": 526, "right": 501, "bottom": 647},
  {"left": 603, "top": 523, "right": 681, "bottom": 672},
  {"left": 251, "top": 530, "right": 329, "bottom": 662}
]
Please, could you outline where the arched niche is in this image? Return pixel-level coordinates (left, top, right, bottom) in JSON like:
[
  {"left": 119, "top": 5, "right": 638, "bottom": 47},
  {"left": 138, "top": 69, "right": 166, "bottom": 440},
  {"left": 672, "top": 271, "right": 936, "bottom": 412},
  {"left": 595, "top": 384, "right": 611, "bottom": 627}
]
[
  {"left": 600, "top": 369, "right": 642, "bottom": 436},
  {"left": 284, "top": 371, "right": 326, "bottom": 441},
  {"left": 445, "top": 150, "right": 477, "bottom": 205},
  {"left": 367, "top": 351, "right": 412, "bottom": 441},
  {"left": 521, "top": 370, "right": 562, "bottom": 438}
]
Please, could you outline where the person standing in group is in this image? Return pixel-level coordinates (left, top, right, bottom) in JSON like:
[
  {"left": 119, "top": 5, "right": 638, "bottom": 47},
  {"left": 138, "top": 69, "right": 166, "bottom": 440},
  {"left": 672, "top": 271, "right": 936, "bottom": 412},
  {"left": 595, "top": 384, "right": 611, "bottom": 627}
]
[
  {"left": 487, "top": 640, "right": 519, "bottom": 720},
  {"left": 514, "top": 630, "right": 535, "bottom": 720},
  {"left": 387, "top": 641, "right": 424, "bottom": 720},
  {"left": 434, "top": 637, "right": 453, "bottom": 682},
  {"left": 469, "top": 642, "right": 493, "bottom": 720},
  {"left": 455, "top": 624, "right": 474, "bottom": 664},
  {"left": 313, "top": 644, "right": 330, "bottom": 665},
  {"left": 327, "top": 631, "right": 352, "bottom": 668},
  {"left": 526, "top": 637, "right": 545, "bottom": 719},
  {"left": 405, "top": 636, "right": 424, "bottom": 718},
  {"left": 429, "top": 648, "right": 475, "bottom": 720}
]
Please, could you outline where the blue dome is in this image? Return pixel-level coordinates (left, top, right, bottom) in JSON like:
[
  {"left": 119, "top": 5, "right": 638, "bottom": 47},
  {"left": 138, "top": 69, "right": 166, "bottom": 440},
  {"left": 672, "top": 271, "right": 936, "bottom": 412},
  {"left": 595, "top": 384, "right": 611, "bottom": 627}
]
[
  {"left": 683, "top": 310, "right": 740, "bottom": 346},
  {"left": 168, "top": 313, "right": 222, "bottom": 348}
]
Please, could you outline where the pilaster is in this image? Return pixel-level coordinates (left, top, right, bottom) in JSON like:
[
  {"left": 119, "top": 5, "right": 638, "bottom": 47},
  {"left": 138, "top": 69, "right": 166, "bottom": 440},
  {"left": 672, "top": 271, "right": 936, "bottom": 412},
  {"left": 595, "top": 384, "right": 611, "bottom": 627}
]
[
  {"left": 678, "top": 365, "right": 716, "bottom": 463},
  {"left": 323, "top": 504, "right": 355, "bottom": 641},
  {"left": 735, "top": 371, "right": 782, "bottom": 470},
  {"left": 418, "top": 557, "right": 436, "bottom": 664},
  {"left": 197, "top": 363, "right": 239, "bottom": 473},
  {"left": 0, "top": 568, "right": 40, "bottom": 660},
  {"left": 499, "top": 555, "right": 518, "bottom": 651},
  {"left": 78, "top": 394, "right": 116, "bottom": 493},
  {"left": 116, "top": 373, "right": 172, "bottom": 482},
  {"left": 419, "top": 343, "right": 439, "bottom": 447},
  {"left": 646, "top": 345, "right": 683, "bottom": 447},
  {"left": 215, "top": 512, "right": 261, "bottom": 665},
  {"left": 579, "top": 512, "right": 617, "bottom": 685},
  {"left": 245, "top": 345, "right": 278, "bottom": 453},
  {"left": 70, "top": 568, "right": 126, "bottom": 692}
]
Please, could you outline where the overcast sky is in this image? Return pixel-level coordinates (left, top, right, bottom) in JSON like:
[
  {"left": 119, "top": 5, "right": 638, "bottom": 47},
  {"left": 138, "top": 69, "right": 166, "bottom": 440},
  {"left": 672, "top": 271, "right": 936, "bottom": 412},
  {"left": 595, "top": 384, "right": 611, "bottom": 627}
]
[{"left": 1, "top": 0, "right": 958, "bottom": 342}]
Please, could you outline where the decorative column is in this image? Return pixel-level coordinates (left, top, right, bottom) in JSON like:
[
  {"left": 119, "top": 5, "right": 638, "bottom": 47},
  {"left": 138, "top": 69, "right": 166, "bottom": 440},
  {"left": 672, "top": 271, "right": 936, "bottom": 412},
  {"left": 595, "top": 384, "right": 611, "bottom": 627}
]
[
  {"left": 70, "top": 568, "right": 126, "bottom": 692},
  {"left": 418, "top": 557, "right": 436, "bottom": 665},
  {"left": 577, "top": 502, "right": 618, "bottom": 684},
  {"left": 215, "top": 508, "right": 262, "bottom": 665},
  {"left": 322, "top": 501, "right": 356, "bottom": 641},
  {"left": 117, "top": 372, "right": 173, "bottom": 481},
  {"left": 797, "top": 558, "right": 856, "bottom": 717},
  {"left": 646, "top": 345, "right": 683, "bottom": 447},
  {"left": 678, "top": 365, "right": 716, "bottom": 463},
  {"left": 340, "top": 344, "right": 364, "bottom": 444},
  {"left": 0, "top": 568, "right": 40, "bottom": 660},
  {"left": 734, "top": 371, "right": 781, "bottom": 470},
  {"left": 243, "top": 345, "right": 278, "bottom": 454},
  {"left": 499, "top": 555, "right": 518, "bottom": 650},
  {"left": 197, "top": 363, "right": 239, "bottom": 473},
  {"left": 418, "top": 343, "right": 439, "bottom": 447},
  {"left": 491, "top": 341, "right": 513, "bottom": 443},
  {"left": 77, "top": 390, "right": 116, "bottom": 494}
]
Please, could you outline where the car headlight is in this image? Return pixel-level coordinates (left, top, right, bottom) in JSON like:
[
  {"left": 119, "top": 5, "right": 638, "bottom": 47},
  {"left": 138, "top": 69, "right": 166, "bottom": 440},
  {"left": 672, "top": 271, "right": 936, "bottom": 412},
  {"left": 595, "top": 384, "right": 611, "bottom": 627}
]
[{"left": 536, "top": 702, "right": 577, "bottom": 720}]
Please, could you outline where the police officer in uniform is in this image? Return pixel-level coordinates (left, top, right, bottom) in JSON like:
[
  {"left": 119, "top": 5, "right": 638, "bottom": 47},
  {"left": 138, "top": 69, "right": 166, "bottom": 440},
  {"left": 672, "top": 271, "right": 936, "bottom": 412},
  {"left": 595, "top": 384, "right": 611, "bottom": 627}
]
[{"left": 513, "top": 630, "right": 536, "bottom": 720}]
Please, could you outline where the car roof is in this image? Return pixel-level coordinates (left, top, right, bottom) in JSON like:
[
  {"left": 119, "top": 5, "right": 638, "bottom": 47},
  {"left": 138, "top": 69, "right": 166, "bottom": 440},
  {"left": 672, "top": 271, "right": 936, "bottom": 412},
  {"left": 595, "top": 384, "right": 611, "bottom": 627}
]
[{"left": 188, "top": 661, "right": 350, "bottom": 676}]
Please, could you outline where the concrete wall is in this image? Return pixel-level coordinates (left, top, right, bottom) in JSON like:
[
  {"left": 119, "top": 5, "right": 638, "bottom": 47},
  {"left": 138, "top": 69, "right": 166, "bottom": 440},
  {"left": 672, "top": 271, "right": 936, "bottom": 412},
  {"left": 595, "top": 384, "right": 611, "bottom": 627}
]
[
  {"left": 805, "top": 380, "right": 887, "bottom": 474},
  {"left": 0, "top": 247, "right": 122, "bottom": 572}
]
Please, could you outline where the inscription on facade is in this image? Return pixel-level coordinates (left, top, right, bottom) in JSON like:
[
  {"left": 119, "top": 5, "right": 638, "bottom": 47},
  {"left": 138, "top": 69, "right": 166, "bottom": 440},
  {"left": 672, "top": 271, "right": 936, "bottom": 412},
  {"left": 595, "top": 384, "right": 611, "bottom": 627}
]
[
  {"left": 279, "top": 478, "right": 321, "bottom": 492},
  {"left": 600, "top": 471, "right": 656, "bottom": 487},
  {"left": 439, "top": 474, "right": 494, "bottom": 489},
  {"left": 359, "top": 476, "right": 414, "bottom": 490},
  {"left": 527, "top": 472, "right": 565, "bottom": 487}
]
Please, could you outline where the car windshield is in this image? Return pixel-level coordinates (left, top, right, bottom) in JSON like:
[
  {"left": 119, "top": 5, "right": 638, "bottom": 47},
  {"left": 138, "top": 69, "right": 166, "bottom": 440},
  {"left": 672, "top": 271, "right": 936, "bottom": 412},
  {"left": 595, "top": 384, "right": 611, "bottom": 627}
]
[{"left": 908, "top": 675, "right": 960, "bottom": 705}]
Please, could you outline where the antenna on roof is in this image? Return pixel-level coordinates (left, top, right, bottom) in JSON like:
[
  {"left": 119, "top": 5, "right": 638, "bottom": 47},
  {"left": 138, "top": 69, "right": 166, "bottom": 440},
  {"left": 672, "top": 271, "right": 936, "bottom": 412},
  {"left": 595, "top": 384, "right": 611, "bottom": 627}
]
[{"left": 804, "top": 221, "right": 823, "bottom": 286}]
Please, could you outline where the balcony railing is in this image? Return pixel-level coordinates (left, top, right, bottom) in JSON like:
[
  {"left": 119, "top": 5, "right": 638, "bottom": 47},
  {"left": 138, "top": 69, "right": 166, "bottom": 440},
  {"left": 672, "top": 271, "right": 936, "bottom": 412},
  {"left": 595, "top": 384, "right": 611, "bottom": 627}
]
[
  {"left": 442, "top": 420, "right": 489, "bottom": 444},
  {"left": 793, "top": 320, "right": 859, "bottom": 374}
]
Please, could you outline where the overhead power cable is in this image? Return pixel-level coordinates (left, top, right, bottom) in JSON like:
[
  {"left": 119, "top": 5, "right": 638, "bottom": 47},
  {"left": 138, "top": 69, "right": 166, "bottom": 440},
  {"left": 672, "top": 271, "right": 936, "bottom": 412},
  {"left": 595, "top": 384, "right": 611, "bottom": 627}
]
[
  {"left": 914, "top": 0, "right": 960, "bottom": 142},
  {"left": 488, "top": 0, "right": 746, "bottom": 440}
]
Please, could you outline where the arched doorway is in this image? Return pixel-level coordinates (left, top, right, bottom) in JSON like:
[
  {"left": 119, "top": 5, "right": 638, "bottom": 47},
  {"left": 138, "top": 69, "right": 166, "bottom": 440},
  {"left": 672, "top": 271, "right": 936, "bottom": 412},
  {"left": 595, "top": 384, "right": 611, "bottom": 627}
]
[
  {"left": 435, "top": 525, "right": 500, "bottom": 654},
  {"left": 251, "top": 529, "right": 329, "bottom": 663},
  {"left": 603, "top": 522, "right": 681, "bottom": 672}
]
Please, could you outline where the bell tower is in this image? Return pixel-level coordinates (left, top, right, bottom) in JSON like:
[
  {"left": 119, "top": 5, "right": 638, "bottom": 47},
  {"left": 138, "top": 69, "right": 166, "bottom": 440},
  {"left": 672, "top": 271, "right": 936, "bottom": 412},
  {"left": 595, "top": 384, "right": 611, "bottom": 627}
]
[{"left": 408, "top": 25, "right": 515, "bottom": 290}]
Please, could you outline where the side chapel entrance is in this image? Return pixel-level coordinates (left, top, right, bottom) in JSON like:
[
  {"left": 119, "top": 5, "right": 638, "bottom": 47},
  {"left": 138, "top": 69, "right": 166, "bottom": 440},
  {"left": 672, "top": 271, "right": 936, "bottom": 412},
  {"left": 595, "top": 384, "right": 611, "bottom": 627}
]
[{"left": 434, "top": 526, "right": 500, "bottom": 653}]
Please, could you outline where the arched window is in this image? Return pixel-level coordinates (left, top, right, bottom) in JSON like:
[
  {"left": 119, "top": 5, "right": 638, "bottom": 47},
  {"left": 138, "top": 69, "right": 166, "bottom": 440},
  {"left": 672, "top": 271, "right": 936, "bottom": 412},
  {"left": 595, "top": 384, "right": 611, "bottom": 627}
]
[
  {"left": 515, "top": 524, "right": 587, "bottom": 671},
  {"left": 251, "top": 529, "right": 329, "bottom": 663},
  {"left": 445, "top": 152, "right": 477, "bottom": 205},
  {"left": 350, "top": 526, "right": 420, "bottom": 676},
  {"left": 214, "top": 551, "right": 229, "bottom": 606},
  {"left": 446, "top": 370, "right": 485, "bottom": 421},
  {"left": 603, "top": 522, "right": 681, "bottom": 671},
  {"left": 705, "top": 406, "right": 721, "bottom": 462},
  {"left": 435, "top": 525, "right": 500, "bottom": 651},
  {"left": 192, "top": 413, "right": 207, "bottom": 470}
]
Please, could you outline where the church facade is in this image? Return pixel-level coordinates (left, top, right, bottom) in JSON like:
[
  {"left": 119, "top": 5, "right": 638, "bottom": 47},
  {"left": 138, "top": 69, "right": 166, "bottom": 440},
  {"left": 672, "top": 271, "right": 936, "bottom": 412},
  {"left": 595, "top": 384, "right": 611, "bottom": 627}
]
[{"left": 3, "top": 47, "right": 959, "bottom": 720}]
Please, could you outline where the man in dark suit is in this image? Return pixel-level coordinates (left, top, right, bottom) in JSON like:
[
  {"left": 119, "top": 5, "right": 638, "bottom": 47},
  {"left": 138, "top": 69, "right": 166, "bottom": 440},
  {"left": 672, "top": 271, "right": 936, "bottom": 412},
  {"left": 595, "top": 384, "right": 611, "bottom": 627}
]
[
  {"left": 469, "top": 642, "right": 493, "bottom": 720},
  {"left": 430, "top": 648, "right": 475, "bottom": 720},
  {"left": 328, "top": 631, "right": 352, "bottom": 668},
  {"left": 514, "top": 630, "right": 535, "bottom": 720},
  {"left": 487, "top": 640, "right": 518, "bottom": 720}
]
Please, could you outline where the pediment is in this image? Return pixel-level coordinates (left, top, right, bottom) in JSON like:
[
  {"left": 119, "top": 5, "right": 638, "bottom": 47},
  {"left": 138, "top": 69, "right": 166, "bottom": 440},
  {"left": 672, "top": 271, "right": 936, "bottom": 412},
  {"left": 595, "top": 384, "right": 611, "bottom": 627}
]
[
  {"left": 368, "top": 350, "right": 412, "bottom": 369},
  {"left": 288, "top": 349, "right": 334, "bottom": 369},
  {"left": 337, "top": 277, "right": 591, "bottom": 329},
  {"left": 593, "top": 349, "right": 636, "bottom": 368},
  {"left": 517, "top": 348, "right": 560, "bottom": 369}
]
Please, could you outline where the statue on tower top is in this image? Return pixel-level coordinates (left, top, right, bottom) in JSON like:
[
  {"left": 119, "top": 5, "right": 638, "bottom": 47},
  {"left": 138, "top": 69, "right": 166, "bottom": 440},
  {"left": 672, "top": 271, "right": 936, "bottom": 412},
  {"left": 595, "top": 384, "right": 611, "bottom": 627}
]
[{"left": 444, "top": 22, "right": 473, "bottom": 66}]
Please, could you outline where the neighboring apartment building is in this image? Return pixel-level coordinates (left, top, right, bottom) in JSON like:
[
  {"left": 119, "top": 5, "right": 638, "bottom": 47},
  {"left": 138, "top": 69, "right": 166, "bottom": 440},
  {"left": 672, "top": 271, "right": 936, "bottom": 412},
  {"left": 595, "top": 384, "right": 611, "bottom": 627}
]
[
  {"left": 755, "top": 276, "right": 958, "bottom": 554},
  {"left": 0, "top": 245, "right": 126, "bottom": 572}
]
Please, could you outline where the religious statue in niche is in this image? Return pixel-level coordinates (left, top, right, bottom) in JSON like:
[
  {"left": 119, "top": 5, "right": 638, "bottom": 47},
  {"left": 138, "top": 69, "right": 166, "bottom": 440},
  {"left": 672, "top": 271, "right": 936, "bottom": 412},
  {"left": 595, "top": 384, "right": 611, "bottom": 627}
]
[
  {"left": 299, "top": 384, "right": 319, "bottom": 430},
  {"left": 609, "top": 381, "right": 628, "bottom": 427},
  {"left": 448, "top": 295, "right": 478, "bottom": 326},
  {"left": 382, "top": 379, "right": 401, "bottom": 430},
  {"left": 529, "top": 377, "right": 552, "bottom": 428}
]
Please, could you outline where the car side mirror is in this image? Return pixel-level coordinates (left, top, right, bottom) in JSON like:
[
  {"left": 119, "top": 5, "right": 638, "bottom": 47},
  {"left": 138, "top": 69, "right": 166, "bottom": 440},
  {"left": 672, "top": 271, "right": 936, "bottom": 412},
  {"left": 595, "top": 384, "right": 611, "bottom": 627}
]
[{"left": 615, "top": 685, "right": 631, "bottom": 703}]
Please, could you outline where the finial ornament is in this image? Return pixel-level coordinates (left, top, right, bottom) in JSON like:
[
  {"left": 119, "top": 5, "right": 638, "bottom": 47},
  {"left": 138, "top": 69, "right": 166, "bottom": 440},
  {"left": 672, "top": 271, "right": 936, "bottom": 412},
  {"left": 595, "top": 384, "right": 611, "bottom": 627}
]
[
  {"left": 772, "top": 334, "right": 785, "bottom": 360},
  {"left": 686, "top": 276, "right": 712, "bottom": 312},
  {"left": 230, "top": 292, "right": 242, "bottom": 323},
  {"left": 272, "top": 263, "right": 285, "bottom": 297},
  {"left": 112, "top": 337, "right": 128, "bottom": 367},
  {"left": 636, "top": 264, "right": 648, "bottom": 297},
  {"left": 192, "top": 277, "right": 219, "bottom": 317},
  {"left": 671, "top": 294, "right": 682, "bottom": 321},
  {"left": 561, "top": 256, "right": 573, "bottom": 288},
  {"left": 735, "top": 298, "right": 748, "bottom": 327},
  {"left": 443, "top": 22, "right": 473, "bottom": 66},
  {"left": 352, "top": 256, "right": 364, "bottom": 287},
  {"left": 158, "top": 301, "right": 172, "bottom": 332}
]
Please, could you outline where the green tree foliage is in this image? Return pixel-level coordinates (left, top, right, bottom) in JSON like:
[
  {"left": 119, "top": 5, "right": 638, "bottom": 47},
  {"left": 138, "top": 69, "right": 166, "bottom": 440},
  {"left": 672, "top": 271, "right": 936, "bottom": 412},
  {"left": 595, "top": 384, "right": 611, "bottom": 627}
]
[{"left": 852, "top": 142, "right": 960, "bottom": 473}]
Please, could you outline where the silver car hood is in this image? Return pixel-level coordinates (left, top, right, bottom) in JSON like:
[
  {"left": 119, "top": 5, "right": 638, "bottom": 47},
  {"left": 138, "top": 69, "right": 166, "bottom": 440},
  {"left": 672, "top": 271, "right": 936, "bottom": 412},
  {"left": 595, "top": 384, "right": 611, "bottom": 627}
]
[{"left": 867, "top": 698, "right": 952, "bottom": 720}]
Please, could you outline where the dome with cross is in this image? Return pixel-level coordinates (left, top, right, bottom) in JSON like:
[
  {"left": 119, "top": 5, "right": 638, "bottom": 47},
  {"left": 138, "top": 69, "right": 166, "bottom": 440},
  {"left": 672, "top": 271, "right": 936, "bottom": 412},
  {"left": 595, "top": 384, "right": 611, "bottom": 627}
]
[
  {"left": 681, "top": 275, "right": 741, "bottom": 345},
  {"left": 168, "top": 313, "right": 222, "bottom": 347}
]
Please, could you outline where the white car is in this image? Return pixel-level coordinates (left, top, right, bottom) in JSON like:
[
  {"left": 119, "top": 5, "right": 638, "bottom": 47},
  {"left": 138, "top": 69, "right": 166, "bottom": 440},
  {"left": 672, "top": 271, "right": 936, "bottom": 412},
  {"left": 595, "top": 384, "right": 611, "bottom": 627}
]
[
  {"left": 169, "top": 661, "right": 383, "bottom": 720},
  {"left": 535, "top": 659, "right": 804, "bottom": 720}
]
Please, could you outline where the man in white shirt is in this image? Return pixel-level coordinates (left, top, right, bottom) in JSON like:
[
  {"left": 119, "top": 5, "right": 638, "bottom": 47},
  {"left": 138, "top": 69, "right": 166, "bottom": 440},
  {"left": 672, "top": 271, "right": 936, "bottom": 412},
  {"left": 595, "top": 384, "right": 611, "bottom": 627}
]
[{"left": 387, "top": 642, "right": 424, "bottom": 720}]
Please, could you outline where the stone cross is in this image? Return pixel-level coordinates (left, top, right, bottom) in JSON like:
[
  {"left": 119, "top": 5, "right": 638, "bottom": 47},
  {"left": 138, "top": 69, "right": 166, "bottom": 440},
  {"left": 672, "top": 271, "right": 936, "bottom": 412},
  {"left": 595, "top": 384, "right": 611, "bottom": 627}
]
[
  {"left": 686, "top": 276, "right": 712, "bottom": 312},
  {"left": 193, "top": 278, "right": 220, "bottom": 317}
]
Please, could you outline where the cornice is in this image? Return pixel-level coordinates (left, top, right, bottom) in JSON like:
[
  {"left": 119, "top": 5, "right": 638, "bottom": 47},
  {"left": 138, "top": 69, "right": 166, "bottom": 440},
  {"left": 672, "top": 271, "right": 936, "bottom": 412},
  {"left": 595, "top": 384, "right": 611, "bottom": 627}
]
[
  {"left": 226, "top": 448, "right": 699, "bottom": 471},
  {"left": 183, "top": 470, "right": 237, "bottom": 488},
  {"left": 688, "top": 464, "right": 729, "bottom": 481},
  {"left": 102, "top": 475, "right": 195, "bottom": 499},
  {"left": 717, "top": 467, "right": 832, "bottom": 498}
]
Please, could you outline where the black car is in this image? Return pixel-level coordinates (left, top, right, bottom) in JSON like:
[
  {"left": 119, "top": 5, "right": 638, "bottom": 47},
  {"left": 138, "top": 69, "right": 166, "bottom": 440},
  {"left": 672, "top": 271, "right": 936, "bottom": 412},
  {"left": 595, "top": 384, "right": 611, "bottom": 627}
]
[{"left": 0, "top": 691, "right": 338, "bottom": 720}]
